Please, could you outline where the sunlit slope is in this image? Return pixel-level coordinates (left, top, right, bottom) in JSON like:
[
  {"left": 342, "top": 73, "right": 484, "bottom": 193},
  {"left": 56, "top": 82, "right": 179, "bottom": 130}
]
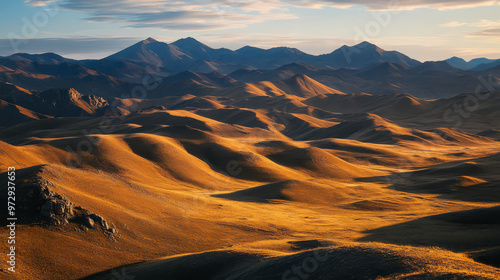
[{"left": 0, "top": 85, "right": 499, "bottom": 279}]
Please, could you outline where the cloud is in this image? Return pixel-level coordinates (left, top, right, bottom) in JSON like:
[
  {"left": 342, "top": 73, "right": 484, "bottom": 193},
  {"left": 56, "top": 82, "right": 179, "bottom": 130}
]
[
  {"left": 471, "top": 20, "right": 500, "bottom": 27},
  {"left": 284, "top": 0, "right": 499, "bottom": 10},
  {"left": 25, "top": 0, "right": 296, "bottom": 31},
  {"left": 441, "top": 19, "right": 500, "bottom": 28},
  {"left": 24, "top": 0, "right": 59, "bottom": 6},
  {"left": 450, "top": 46, "right": 500, "bottom": 58},
  {"left": 23, "top": 0, "right": 500, "bottom": 31},
  {"left": 440, "top": 21, "right": 468, "bottom": 27},
  {"left": 468, "top": 28, "right": 500, "bottom": 37},
  {"left": 122, "top": 10, "right": 296, "bottom": 30},
  {"left": 439, "top": 20, "right": 500, "bottom": 37}
]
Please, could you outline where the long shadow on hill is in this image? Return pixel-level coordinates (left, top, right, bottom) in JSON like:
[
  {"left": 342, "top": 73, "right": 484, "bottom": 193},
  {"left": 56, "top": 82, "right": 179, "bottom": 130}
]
[
  {"left": 356, "top": 152, "right": 500, "bottom": 202},
  {"left": 83, "top": 241, "right": 500, "bottom": 280},
  {"left": 213, "top": 181, "right": 289, "bottom": 203},
  {"left": 358, "top": 206, "right": 500, "bottom": 267},
  {"left": 213, "top": 180, "right": 349, "bottom": 206}
]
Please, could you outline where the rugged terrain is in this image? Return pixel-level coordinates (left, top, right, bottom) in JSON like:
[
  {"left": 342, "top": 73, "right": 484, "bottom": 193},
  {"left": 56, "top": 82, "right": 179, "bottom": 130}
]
[{"left": 1, "top": 38, "right": 500, "bottom": 279}]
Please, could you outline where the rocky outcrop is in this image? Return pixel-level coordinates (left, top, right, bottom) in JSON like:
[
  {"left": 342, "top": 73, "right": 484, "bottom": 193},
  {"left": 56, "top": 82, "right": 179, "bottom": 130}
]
[{"left": 5, "top": 169, "right": 117, "bottom": 235}]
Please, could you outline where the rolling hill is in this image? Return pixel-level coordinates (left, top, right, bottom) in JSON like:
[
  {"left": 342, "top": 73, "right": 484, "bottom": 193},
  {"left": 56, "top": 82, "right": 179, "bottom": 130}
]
[{"left": 1, "top": 38, "right": 500, "bottom": 280}]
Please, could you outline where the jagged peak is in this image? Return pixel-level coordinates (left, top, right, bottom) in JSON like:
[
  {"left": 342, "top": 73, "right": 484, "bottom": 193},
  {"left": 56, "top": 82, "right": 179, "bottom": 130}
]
[
  {"left": 355, "top": 41, "right": 377, "bottom": 47},
  {"left": 142, "top": 37, "right": 159, "bottom": 44}
]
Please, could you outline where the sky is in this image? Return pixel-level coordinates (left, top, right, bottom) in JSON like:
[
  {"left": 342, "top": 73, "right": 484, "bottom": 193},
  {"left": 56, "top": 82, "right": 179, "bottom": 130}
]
[{"left": 0, "top": 0, "right": 499, "bottom": 61}]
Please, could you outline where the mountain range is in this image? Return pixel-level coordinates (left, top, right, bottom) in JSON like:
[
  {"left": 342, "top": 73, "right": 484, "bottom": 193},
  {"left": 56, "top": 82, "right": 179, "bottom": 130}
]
[
  {"left": 0, "top": 37, "right": 499, "bottom": 100},
  {"left": 445, "top": 56, "right": 500, "bottom": 71}
]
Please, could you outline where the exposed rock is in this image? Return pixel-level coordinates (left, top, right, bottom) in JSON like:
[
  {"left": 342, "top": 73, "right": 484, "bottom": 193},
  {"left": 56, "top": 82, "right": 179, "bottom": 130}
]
[
  {"left": 5, "top": 169, "right": 117, "bottom": 235},
  {"left": 39, "top": 195, "right": 74, "bottom": 225},
  {"left": 88, "top": 213, "right": 109, "bottom": 229},
  {"left": 84, "top": 217, "right": 95, "bottom": 229}
]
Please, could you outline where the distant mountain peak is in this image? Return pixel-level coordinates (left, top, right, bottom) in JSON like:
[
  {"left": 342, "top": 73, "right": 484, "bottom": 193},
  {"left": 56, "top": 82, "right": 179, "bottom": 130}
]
[
  {"left": 172, "top": 37, "right": 208, "bottom": 47},
  {"left": 354, "top": 41, "right": 379, "bottom": 49},
  {"left": 176, "top": 37, "right": 199, "bottom": 43},
  {"left": 423, "top": 61, "right": 453, "bottom": 66},
  {"left": 337, "top": 41, "right": 382, "bottom": 53},
  {"left": 415, "top": 60, "right": 458, "bottom": 72},
  {"left": 41, "top": 52, "right": 63, "bottom": 57},
  {"left": 142, "top": 37, "right": 159, "bottom": 44},
  {"left": 269, "top": 46, "right": 306, "bottom": 55},
  {"left": 237, "top": 46, "right": 263, "bottom": 51},
  {"left": 271, "top": 46, "right": 298, "bottom": 50}
]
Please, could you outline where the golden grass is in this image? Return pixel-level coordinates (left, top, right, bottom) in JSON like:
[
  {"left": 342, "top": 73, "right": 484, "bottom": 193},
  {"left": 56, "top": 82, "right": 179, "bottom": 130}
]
[{"left": 1, "top": 102, "right": 500, "bottom": 279}]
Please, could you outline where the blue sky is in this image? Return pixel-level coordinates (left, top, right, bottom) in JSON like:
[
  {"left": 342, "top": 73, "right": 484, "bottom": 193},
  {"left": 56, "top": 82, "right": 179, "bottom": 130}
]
[{"left": 0, "top": 0, "right": 499, "bottom": 61}]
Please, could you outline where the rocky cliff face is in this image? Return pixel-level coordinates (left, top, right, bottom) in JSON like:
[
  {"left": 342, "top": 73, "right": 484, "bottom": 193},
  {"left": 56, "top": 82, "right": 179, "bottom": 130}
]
[{"left": 2, "top": 166, "right": 116, "bottom": 236}]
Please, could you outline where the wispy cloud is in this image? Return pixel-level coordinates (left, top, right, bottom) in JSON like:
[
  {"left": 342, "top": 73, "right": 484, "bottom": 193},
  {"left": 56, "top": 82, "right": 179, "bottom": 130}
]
[
  {"left": 285, "top": 0, "right": 499, "bottom": 10},
  {"left": 468, "top": 28, "right": 500, "bottom": 37},
  {"left": 25, "top": 0, "right": 296, "bottom": 30},
  {"left": 440, "top": 20, "right": 500, "bottom": 37},
  {"left": 441, "top": 19, "right": 500, "bottom": 28},
  {"left": 23, "top": 0, "right": 500, "bottom": 31},
  {"left": 451, "top": 46, "right": 500, "bottom": 57},
  {"left": 440, "top": 21, "right": 468, "bottom": 28}
]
